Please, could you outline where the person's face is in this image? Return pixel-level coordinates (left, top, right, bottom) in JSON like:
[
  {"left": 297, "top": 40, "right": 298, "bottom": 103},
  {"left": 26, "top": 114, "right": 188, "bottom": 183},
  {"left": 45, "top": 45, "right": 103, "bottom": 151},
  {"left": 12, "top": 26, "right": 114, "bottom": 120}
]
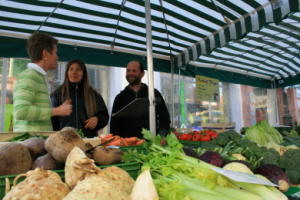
[
  {"left": 45, "top": 45, "right": 58, "bottom": 70},
  {"left": 67, "top": 63, "right": 84, "bottom": 83},
  {"left": 126, "top": 62, "right": 144, "bottom": 85}
]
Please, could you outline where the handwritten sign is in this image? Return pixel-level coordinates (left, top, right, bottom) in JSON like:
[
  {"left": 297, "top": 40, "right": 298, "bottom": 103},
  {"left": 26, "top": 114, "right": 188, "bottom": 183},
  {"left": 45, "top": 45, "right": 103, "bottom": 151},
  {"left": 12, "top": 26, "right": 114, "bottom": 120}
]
[{"left": 195, "top": 75, "right": 219, "bottom": 101}]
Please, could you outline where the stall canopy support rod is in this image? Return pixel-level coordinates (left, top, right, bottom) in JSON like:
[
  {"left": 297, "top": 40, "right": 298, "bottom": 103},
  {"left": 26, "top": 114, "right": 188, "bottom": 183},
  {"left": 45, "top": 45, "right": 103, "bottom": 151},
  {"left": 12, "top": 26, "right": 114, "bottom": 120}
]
[
  {"left": 159, "top": 0, "right": 175, "bottom": 127},
  {"left": 145, "top": 0, "right": 156, "bottom": 135},
  {"left": 0, "top": 58, "right": 9, "bottom": 131}
]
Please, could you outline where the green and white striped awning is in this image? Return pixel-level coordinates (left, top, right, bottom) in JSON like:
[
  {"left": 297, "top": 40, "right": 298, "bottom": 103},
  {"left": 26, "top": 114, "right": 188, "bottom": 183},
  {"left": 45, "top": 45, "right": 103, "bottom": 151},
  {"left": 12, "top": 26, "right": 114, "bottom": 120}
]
[{"left": 0, "top": 0, "right": 299, "bottom": 88}]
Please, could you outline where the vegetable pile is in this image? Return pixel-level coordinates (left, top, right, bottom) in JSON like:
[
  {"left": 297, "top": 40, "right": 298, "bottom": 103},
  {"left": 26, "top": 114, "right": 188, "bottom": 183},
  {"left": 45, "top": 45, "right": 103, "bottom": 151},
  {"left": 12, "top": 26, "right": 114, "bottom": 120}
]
[
  {"left": 4, "top": 147, "right": 138, "bottom": 200},
  {"left": 243, "top": 121, "right": 300, "bottom": 184},
  {"left": 174, "top": 129, "right": 218, "bottom": 142},
  {"left": 123, "top": 129, "right": 288, "bottom": 200},
  {"left": 99, "top": 134, "right": 145, "bottom": 146},
  {"left": 0, "top": 128, "right": 127, "bottom": 176},
  {"left": 178, "top": 124, "right": 300, "bottom": 187}
]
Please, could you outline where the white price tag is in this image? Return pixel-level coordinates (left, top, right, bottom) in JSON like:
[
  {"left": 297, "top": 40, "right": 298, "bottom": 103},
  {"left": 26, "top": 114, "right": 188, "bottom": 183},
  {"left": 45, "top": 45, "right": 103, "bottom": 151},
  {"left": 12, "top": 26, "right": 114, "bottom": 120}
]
[
  {"left": 212, "top": 167, "right": 278, "bottom": 187},
  {"left": 291, "top": 191, "right": 300, "bottom": 198}
]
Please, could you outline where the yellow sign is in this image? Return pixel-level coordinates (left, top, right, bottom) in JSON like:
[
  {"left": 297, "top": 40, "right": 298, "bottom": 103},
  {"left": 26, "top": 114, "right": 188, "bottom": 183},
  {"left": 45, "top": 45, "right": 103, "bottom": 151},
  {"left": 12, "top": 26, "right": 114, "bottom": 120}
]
[{"left": 195, "top": 75, "right": 219, "bottom": 101}]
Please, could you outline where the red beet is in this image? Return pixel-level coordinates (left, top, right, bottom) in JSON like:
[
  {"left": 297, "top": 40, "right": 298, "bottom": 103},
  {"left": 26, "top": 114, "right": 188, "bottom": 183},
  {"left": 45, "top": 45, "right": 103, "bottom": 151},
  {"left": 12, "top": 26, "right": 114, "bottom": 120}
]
[
  {"left": 254, "top": 164, "right": 289, "bottom": 192},
  {"left": 199, "top": 151, "right": 224, "bottom": 167}
]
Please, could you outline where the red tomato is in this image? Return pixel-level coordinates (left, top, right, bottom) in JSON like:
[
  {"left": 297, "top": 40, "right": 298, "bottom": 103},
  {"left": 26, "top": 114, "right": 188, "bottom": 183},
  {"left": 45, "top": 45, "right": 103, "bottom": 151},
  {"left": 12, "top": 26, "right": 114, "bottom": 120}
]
[
  {"left": 200, "top": 134, "right": 211, "bottom": 142},
  {"left": 192, "top": 134, "right": 202, "bottom": 141}
]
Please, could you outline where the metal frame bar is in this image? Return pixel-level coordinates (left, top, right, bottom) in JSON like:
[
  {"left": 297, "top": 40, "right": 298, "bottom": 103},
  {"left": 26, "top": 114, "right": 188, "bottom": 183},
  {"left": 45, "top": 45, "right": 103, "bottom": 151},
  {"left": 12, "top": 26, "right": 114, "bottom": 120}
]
[
  {"left": 145, "top": 0, "right": 156, "bottom": 135},
  {"left": 0, "top": 58, "right": 9, "bottom": 131}
]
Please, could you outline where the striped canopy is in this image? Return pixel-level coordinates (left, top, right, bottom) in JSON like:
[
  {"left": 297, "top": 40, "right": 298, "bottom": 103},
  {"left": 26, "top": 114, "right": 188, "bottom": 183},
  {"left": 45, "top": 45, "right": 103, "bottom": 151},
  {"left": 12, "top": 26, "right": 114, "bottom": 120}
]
[{"left": 0, "top": 0, "right": 299, "bottom": 88}]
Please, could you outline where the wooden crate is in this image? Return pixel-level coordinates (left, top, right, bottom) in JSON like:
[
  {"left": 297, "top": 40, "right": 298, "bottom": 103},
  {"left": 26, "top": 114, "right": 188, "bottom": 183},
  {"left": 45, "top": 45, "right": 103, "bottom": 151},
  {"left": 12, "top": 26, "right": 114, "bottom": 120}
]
[{"left": 201, "top": 122, "right": 236, "bottom": 133}]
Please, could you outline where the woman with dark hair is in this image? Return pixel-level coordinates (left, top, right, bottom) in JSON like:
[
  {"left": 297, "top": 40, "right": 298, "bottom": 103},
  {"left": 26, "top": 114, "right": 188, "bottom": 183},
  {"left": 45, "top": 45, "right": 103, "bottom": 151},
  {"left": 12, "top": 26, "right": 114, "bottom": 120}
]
[{"left": 51, "top": 59, "right": 109, "bottom": 138}]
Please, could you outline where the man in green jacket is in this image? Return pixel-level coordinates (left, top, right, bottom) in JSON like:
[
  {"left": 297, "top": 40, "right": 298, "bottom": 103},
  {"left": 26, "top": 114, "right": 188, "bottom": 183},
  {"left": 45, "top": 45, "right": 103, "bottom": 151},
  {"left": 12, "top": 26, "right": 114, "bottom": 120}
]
[{"left": 13, "top": 32, "right": 72, "bottom": 131}]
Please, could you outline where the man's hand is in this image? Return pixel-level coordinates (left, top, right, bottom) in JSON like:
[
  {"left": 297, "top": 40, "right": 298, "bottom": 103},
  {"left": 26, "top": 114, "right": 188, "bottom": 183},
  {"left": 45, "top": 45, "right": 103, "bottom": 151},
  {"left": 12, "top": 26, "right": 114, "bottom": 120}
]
[
  {"left": 52, "top": 99, "right": 72, "bottom": 116},
  {"left": 84, "top": 116, "right": 98, "bottom": 130}
]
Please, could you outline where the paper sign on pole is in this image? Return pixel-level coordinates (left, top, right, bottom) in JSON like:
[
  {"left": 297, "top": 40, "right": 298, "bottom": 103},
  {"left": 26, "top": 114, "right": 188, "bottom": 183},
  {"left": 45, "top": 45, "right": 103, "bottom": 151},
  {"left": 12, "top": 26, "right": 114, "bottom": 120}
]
[{"left": 195, "top": 75, "right": 219, "bottom": 101}]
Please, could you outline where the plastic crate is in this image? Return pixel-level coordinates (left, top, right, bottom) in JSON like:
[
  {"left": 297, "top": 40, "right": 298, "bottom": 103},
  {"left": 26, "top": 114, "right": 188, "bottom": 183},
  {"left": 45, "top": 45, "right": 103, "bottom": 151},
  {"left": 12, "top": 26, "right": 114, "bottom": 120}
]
[
  {"left": 285, "top": 187, "right": 300, "bottom": 200},
  {"left": 0, "top": 162, "right": 141, "bottom": 199},
  {"left": 120, "top": 145, "right": 147, "bottom": 153},
  {"left": 179, "top": 139, "right": 218, "bottom": 147},
  {"left": 179, "top": 140, "right": 202, "bottom": 147}
]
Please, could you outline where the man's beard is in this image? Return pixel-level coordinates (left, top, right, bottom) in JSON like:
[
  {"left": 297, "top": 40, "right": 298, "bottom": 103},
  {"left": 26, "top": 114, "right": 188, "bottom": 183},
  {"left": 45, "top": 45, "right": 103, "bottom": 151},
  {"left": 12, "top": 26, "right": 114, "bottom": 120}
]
[{"left": 127, "top": 76, "right": 141, "bottom": 86}]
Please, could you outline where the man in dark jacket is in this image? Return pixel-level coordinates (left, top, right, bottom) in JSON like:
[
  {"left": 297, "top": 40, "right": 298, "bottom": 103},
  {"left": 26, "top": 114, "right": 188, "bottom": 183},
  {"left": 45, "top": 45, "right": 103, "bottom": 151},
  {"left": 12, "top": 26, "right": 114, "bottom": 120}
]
[{"left": 110, "top": 60, "right": 171, "bottom": 138}]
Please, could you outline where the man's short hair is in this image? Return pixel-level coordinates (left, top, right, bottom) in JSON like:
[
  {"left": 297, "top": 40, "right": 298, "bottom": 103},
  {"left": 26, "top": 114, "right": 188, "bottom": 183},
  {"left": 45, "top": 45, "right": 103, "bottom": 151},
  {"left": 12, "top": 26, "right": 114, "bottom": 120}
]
[{"left": 27, "top": 32, "right": 58, "bottom": 62}]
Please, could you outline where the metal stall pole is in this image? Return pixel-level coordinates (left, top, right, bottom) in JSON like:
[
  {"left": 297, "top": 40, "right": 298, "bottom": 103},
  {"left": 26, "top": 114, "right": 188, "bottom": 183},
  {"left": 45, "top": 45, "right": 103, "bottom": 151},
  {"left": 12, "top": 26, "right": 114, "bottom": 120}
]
[
  {"left": 170, "top": 57, "right": 175, "bottom": 127},
  {"left": 178, "top": 65, "right": 181, "bottom": 128},
  {"left": 0, "top": 58, "right": 9, "bottom": 131},
  {"left": 145, "top": 0, "right": 156, "bottom": 135}
]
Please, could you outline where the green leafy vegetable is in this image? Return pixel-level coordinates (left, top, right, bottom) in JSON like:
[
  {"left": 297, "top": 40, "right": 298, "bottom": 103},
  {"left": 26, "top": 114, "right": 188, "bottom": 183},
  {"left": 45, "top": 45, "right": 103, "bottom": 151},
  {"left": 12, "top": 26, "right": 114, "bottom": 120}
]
[
  {"left": 77, "top": 129, "right": 84, "bottom": 138},
  {"left": 245, "top": 120, "right": 283, "bottom": 146},
  {"left": 123, "top": 129, "right": 285, "bottom": 200},
  {"left": 7, "top": 132, "right": 48, "bottom": 142}
]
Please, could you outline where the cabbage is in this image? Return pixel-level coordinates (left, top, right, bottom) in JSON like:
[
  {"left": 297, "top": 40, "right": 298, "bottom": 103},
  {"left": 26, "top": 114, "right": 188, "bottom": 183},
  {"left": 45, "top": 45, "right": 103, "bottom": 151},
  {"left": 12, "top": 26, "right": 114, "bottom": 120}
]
[{"left": 245, "top": 120, "right": 283, "bottom": 146}]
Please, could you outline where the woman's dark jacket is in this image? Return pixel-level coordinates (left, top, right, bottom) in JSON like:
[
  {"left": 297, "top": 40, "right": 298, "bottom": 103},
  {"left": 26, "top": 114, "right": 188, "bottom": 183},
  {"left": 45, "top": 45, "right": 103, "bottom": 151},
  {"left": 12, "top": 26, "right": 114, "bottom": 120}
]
[
  {"left": 110, "top": 83, "right": 170, "bottom": 138},
  {"left": 51, "top": 83, "right": 109, "bottom": 138}
]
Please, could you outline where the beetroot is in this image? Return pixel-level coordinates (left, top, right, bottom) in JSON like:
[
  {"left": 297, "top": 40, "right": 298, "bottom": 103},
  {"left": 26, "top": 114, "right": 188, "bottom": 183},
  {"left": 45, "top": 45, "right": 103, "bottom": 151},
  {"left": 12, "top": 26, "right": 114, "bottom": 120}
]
[
  {"left": 183, "top": 147, "right": 199, "bottom": 159},
  {"left": 199, "top": 151, "right": 224, "bottom": 167},
  {"left": 254, "top": 164, "right": 289, "bottom": 192}
]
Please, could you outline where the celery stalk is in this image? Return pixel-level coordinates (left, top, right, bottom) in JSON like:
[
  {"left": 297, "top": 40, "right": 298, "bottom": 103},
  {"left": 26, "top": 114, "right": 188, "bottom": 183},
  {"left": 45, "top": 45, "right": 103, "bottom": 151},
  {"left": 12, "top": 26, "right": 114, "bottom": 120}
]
[
  {"left": 187, "top": 190, "right": 233, "bottom": 200},
  {"left": 266, "top": 186, "right": 288, "bottom": 200},
  {"left": 235, "top": 181, "right": 283, "bottom": 200},
  {"left": 175, "top": 173, "right": 263, "bottom": 200},
  {"left": 214, "top": 186, "right": 263, "bottom": 200}
]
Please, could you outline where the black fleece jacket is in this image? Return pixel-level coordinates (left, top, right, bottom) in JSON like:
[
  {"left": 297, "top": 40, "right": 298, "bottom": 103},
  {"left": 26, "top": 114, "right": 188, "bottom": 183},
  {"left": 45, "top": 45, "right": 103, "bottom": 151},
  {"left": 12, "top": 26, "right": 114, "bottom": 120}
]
[
  {"left": 51, "top": 83, "right": 109, "bottom": 138},
  {"left": 110, "top": 83, "right": 170, "bottom": 138}
]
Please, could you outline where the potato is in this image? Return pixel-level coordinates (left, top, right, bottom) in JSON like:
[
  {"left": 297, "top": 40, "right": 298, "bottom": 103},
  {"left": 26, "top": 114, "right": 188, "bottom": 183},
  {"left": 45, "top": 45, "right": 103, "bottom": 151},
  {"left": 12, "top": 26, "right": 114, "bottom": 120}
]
[
  {"left": 92, "top": 146, "right": 122, "bottom": 165},
  {"left": 32, "top": 153, "right": 59, "bottom": 170},
  {"left": 45, "top": 127, "right": 87, "bottom": 163},
  {"left": 0, "top": 142, "right": 32, "bottom": 175},
  {"left": 21, "top": 137, "right": 46, "bottom": 159}
]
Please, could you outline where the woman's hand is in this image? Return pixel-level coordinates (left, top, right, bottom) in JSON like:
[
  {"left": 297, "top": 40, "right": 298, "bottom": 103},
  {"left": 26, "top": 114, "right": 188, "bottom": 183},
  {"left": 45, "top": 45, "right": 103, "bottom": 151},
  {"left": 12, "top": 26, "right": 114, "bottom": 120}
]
[{"left": 84, "top": 116, "right": 98, "bottom": 130}]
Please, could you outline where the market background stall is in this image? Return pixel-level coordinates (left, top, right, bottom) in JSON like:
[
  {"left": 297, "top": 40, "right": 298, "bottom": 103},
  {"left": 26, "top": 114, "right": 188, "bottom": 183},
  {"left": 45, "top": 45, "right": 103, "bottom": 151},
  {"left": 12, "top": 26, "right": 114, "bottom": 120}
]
[{"left": 0, "top": 0, "right": 299, "bottom": 131}]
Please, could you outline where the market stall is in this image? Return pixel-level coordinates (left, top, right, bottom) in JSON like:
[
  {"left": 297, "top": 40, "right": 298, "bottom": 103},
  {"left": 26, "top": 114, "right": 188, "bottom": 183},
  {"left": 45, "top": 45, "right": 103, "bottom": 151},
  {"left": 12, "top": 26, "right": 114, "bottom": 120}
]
[
  {"left": 1, "top": 126, "right": 300, "bottom": 199},
  {"left": 1, "top": 0, "right": 300, "bottom": 199}
]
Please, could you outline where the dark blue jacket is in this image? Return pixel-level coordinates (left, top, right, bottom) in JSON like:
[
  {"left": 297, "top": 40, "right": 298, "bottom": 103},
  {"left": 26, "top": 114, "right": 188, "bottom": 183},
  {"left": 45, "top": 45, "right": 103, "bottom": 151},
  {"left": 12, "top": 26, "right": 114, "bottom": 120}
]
[{"left": 110, "top": 83, "right": 170, "bottom": 138}]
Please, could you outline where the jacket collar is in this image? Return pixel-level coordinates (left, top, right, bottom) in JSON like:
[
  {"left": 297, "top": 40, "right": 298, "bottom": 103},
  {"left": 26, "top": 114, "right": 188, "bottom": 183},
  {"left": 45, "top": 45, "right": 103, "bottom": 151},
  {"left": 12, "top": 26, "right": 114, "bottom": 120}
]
[
  {"left": 125, "top": 83, "right": 147, "bottom": 93},
  {"left": 69, "top": 82, "right": 83, "bottom": 90},
  {"left": 27, "top": 63, "right": 47, "bottom": 76}
]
